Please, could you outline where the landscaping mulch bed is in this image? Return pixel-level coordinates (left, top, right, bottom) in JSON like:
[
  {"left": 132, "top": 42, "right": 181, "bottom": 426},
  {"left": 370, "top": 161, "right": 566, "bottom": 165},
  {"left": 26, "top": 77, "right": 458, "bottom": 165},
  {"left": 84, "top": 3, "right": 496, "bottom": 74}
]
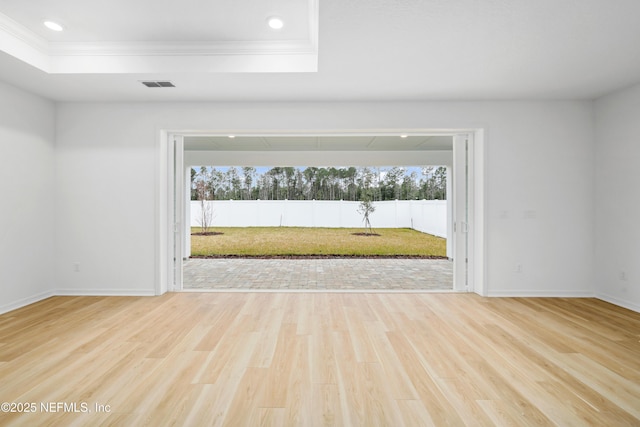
[{"left": 191, "top": 232, "right": 224, "bottom": 236}]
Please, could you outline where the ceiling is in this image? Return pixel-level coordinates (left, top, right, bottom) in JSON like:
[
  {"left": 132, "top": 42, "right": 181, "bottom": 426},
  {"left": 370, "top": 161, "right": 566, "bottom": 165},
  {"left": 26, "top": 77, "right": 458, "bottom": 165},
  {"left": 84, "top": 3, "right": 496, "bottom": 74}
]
[
  {"left": 184, "top": 135, "right": 453, "bottom": 151},
  {"left": 1, "top": 0, "right": 640, "bottom": 102},
  {"left": 0, "top": 0, "right": 311, "bottom": 43}
]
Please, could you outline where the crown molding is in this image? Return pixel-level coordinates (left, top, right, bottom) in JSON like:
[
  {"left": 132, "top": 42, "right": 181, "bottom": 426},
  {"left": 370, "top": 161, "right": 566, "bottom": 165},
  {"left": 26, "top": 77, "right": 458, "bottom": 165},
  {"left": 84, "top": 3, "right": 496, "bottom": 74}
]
[
  {"left": 50, "top": 51, "right": 317, "bottom": 73},
  {"left": 0, "top": 12, "right": 51, "bottom": 71},
  {"left": 0, "top": 2, "right": 319, "bottom": 73},
  {"left": 0, "top": 12, "right": 49, "bottom": 54},
  {"left": 48, "top": 40, "right": 317, "bottom": 57}
]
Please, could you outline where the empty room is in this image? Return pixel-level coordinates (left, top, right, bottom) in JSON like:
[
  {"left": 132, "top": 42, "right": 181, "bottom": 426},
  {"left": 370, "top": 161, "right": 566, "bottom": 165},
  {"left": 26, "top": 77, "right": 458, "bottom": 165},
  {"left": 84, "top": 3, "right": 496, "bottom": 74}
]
[{"left": 1, "top": 0, "right": 639, "bottom": 425}]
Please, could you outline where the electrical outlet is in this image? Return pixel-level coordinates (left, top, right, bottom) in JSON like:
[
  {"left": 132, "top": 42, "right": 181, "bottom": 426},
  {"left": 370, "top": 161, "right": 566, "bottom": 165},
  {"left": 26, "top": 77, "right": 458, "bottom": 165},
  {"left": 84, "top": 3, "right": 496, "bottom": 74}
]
[
  {"left": 73, "top": 263, "right": 80, "bottom": 273},
  {"left": 516, "top": 264, "right": 523, "bottom": 273},
  {"left": 619, "top": 271, "right": 627, "bottom": 281}
]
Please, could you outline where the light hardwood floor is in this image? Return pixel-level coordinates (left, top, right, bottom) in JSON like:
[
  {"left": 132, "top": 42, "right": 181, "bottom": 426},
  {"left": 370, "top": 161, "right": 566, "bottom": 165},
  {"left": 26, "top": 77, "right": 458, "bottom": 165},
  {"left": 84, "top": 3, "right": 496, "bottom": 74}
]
[{"left": 0, "top": 293, "right": 639, "bottom": 426}]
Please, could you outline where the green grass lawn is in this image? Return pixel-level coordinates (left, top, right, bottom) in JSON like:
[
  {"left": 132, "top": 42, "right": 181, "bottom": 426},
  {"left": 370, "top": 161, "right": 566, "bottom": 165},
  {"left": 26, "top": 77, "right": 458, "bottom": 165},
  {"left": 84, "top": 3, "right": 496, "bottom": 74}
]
[{"left": 190, "top": 227, "right": 446, "bottom": 257}]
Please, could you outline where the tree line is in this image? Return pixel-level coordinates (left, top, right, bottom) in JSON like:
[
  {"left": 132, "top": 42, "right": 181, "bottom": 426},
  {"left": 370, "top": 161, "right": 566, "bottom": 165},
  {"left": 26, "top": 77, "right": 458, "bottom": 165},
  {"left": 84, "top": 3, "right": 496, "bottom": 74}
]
[{"left": 191, "top": 166, "right": 447, "bottom": 201}]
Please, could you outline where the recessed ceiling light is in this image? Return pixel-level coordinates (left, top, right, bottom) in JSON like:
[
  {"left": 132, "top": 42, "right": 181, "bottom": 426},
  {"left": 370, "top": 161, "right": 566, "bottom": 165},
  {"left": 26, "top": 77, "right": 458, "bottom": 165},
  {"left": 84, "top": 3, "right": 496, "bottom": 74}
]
[
  {"left": 267, "top": 17, "right": 284, "bottom": 30},
  {"left": 44, "top": 21, "right": 64, "bottom": 32},
  {"left": 228, "top": 135, "right": 236, "bottom": 139},
  {"left": 400, "top": 134, "right": 409, "bottom": 138}
]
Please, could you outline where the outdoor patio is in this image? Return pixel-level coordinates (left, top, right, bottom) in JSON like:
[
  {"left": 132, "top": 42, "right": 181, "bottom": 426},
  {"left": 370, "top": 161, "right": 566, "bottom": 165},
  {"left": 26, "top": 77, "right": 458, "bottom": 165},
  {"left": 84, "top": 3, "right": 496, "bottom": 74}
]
[{"left": 182, "top": 258, "right": 453, "bottom": 290}]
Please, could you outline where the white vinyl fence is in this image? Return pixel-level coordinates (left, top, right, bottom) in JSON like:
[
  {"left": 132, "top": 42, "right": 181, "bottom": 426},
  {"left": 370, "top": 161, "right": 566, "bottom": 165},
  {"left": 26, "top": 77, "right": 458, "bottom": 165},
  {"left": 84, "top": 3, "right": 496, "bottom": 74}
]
[{"left": 190, "top": 200, "right": 447, "bottom": 238}]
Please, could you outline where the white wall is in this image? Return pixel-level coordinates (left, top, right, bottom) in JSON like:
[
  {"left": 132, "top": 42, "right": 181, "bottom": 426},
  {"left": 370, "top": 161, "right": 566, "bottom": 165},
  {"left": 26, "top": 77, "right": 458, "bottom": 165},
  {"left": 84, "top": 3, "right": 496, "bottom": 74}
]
[
  {"left": 482, "top": 103, "right": 595, "bottom": 296},
  {"left": 55, "top": 104, "right": 158, "bottom": 295},
  {"left": 191, "top": 200, "right": 448, "bottom": 238},
  {"left": 0, "top": 82, "right": 56, "bottom": 313},
  {"left": 594, "top": 84, "right": 640, "bottom": 312},
  {"left": 54, "top": 101, "right": 595, "bottom": 297}
]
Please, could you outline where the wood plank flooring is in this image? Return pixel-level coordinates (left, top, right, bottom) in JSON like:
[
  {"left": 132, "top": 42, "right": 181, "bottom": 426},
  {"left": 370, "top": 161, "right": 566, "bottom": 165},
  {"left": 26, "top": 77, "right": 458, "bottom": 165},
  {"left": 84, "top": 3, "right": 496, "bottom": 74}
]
[{"left": 0, "top": 293, "right": 639, "bottom": 426}]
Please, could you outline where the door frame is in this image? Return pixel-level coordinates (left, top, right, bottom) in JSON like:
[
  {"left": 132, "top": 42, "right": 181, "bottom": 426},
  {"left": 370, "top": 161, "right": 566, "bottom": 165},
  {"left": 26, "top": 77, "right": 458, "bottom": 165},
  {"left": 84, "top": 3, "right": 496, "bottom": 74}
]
[
  {"left": 157, "top": 129, "right": 486, "bottom": 295},
  {"left": 453, "top": 133, "right": 469, "bottom": 292}
]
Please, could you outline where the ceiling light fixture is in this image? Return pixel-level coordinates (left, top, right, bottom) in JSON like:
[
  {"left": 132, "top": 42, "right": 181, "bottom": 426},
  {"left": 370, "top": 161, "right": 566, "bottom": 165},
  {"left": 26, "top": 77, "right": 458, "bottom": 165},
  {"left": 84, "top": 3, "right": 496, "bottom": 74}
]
[
  {"left": 228, "top": 135, "right": 236, "bottom": 139},
  {"left": 44, "top": 21, "right": 64, "bottom": 32},
  {"left": 400, "top": 134, "right": 408, "bottom": 138},
  {"left": 267, "top": 17, "right": 284, "bottom": 30}
]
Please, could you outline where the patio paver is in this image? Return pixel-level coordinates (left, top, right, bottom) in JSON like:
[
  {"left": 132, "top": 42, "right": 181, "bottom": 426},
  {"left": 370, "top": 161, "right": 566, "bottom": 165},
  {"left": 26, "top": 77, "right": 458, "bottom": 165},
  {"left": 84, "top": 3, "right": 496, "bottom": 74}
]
[{"left": 183, "top": 258, "right": 453, "bottom": 290}]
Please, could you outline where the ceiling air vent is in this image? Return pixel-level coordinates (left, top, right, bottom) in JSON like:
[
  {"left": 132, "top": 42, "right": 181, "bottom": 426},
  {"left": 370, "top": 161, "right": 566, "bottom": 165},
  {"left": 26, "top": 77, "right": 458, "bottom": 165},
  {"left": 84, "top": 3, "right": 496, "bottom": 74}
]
[{"left": 141, "top": 81, "right": 175, "bottom": 88}]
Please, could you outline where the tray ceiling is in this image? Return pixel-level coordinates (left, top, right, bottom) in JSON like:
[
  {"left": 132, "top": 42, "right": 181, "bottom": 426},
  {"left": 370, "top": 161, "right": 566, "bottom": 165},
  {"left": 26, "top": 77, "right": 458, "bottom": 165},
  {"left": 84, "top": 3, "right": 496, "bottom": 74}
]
[
  {"left": 0, "top": 0, "right": 318, "bottom": 73},
  {"left": 1, "top": 0, "right": 640, "bottom": 102}
]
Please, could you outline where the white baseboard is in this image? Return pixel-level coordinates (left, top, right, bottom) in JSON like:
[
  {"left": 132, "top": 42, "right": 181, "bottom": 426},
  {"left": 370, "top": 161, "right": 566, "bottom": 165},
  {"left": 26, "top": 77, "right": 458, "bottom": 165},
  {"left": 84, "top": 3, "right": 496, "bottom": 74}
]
[
  {"left": 55, "top": 289, "right": 157, "bottom": 297},
  {"left": 486, "top": 290, "right": 595, "bottom": 298},
  {"left": 596, "top": 293, "right": 640, "bottom": 313},
  {"left": 0, "top": 290, "right": 55, "bottom": 315}
]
